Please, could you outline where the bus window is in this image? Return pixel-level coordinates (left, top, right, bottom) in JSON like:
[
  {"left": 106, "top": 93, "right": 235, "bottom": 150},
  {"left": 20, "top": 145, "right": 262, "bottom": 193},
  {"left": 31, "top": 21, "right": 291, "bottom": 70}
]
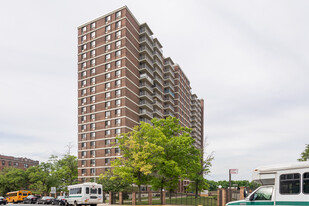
[
  {"left": 86, "top": 187, "right": 89, "bottom": 194},
  {"left": 280, "top": 173, "right": 300, "bottom": 194},
  {"left": 250, "top": 186, "right": 273, "bottom": 201},
  {"left": 90, "top": 188, "right": 97, "bottom": 194},
  {"left": 303, "top": 173, "right": 309, "bottom": 194},
  {"left": 98, "top": 188, "right": 101, "bottom": 194}
]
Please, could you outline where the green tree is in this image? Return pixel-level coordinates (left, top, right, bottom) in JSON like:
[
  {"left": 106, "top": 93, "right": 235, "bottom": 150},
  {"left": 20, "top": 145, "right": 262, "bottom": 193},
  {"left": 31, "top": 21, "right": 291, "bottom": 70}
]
[
  {"left": 54, "top": 155, "right": 78, "bottom": 187},
  {"left": 0, "top": 168, "right": 27, "bottom": 196},
  {"left": 112, "top": 122, "right": 165, "bottom": 202},
  {"left": 298, "top": 144, "right": 309, "bottom": 161},
  {"left": 98, "top": 170, "right": 130, "bottom": 192}
]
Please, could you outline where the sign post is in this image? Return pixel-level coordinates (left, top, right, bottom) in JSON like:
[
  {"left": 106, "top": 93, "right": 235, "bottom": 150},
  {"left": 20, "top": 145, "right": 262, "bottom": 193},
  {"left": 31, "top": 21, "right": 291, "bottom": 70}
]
[
  {"left": 51, "top": 187, "right": 56, "bottom": 198},
  {"left": 228, "top": 169, "right": 238, "bottom": 202}
]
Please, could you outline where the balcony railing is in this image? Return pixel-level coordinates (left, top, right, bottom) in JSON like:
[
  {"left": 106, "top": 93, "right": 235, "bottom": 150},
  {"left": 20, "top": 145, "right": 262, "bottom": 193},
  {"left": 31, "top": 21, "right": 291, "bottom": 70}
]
[{"left": 140, "top": 73, "right": 153, "bottom": 84}]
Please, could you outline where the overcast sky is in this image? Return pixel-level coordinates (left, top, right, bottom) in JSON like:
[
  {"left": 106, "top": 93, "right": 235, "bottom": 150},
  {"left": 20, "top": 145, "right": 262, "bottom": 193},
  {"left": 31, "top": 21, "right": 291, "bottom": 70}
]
[{"left": 0, "top": 0, "right": 309, "bottom": 181}]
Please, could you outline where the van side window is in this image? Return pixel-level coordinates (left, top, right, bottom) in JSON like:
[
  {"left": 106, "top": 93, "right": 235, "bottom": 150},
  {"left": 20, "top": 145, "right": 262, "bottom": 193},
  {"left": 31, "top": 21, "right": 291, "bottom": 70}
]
[
  {"left": 98, "top": 188, "right": 102, "bottom": 194},
  {"left": 280, "top": 173, "right": 300, "bottom": 194},
  {"left": 303, "top": 173, "right": 309, "bottom": 194},
  {"left": 86, "top": 187, "right": 89, "bottom": 194}
]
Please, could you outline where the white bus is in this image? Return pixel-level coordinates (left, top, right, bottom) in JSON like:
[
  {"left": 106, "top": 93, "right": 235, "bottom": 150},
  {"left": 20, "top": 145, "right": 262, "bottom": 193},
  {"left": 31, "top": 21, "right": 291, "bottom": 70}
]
[
  {"left": 67, "top": 182, "right": 103, "bottom": 206},
  {"left": 227, "top": 161, "right": 309, "bottom": 206}
]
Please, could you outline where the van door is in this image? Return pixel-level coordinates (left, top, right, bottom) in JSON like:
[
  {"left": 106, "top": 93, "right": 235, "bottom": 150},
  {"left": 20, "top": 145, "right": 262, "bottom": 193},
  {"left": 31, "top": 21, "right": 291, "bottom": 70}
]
[{"left": 247, "top": 186, "right": 274, "bottom": 205}]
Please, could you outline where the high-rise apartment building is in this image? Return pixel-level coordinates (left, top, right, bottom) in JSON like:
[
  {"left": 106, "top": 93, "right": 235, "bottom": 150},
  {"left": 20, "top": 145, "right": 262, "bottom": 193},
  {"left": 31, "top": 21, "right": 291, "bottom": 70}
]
[{"left": 77, "top": 6, "right": 204, "bottom": 182}]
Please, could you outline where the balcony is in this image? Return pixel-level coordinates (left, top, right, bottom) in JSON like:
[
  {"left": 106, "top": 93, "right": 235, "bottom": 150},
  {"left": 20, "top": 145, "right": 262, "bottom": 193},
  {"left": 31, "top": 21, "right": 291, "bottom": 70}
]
[
  {"left": 153, "top": 100, "right": 163, "bottom": 109},
  {"left": 154, "top": 67, "right": 164, "bottom": 78},
  {"left": 140, "top": 46, "right": 153, "bottom": 58},
  {"left": 164, "top": 104, "right": 174, "bottom": 112},
  {"left": 153, "top": 92, "right": 163, "bottom": 102},
  {"left": 140, "top": 63, "right": 154, "bottom": 77},
  {"left": 164, "top": 74, "right": 175, "bottom": 84},
  {"left": 139, "top": 82, "right": 153, "bottom": 93},
  {"left": 164, "top": 111, "right": 175, "bottom": 117},
  {"left": 153, "top": 109, "right": 163, "bottom": 117},
  {"left": 140, "top": 36, "right": 153, "bottom": 48},
  {"left": 139, "top": 117, "right": 152, "bottom": 124},
  {"left": 139, "top": 109, "right": 153, "bottom": 119},
  {"left": 154, "top": 58, "right": 163, "bottom": 69},
  {"left": 140, "top": 27, "right": 153, "bottom": 37},
  {"left": 139, "top": 100, "right": 153, "bottom": 110},
  {"left": 153, "top": 84, "right": 163, "bottom": 94},
  {"left": 164, "top": 89, "right": 175, "bottom": 98},
  {"left": 139, "top": 91, "right": 153, "bottom": 101},
  {"left": 153, "top": 75, "right": 164, "bottom": 86},
  {"left": 139, "top": 54, "right": 153, "bottom": 67},
  {"left": 164, "top": 96, "right": 175, "bottom": 105},
  {"left": 140, "top": 73, "right": 153, "bottom": 84},
  {"left": 164, "top": 82, "right": 174, "bottom": 91}
]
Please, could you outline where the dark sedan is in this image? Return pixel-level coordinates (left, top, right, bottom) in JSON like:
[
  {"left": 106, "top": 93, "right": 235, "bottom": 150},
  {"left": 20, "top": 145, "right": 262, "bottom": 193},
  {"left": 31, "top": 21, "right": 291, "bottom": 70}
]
[
  {"left": 37, "top": 196, "right": 54, "bottom": 204},
  {"left": 51, "top": 196, "right": 66, "bottom": 205},
  {"left": 23, "top": 195, "right": 40, "bottom": 204},
  {"left": 0, "top": 197, "right": 7, "bottom": 205}
]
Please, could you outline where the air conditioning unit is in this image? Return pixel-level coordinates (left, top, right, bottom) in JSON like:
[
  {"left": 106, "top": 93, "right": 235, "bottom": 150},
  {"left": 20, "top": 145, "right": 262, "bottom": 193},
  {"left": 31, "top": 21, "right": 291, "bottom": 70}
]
[
  {"left": 82, "top": 129, "right": 84, "bottom": 132},
  {"left": 105, "top": 107, "right": 109, "bottom": 109},
  {"left": 92, "top": 164, "right": 95, "bottom": 167},
  {"left": 92, "top": 155, "right": 95, "bottom": 157},
  {"left": 82, "top": 156, "right": 85, "bottom": 158},
  {"left": 82, "top": 174, "right": 85, "bottom": 176},
  {"left": 117, "top": 65, "right": 120, "bottom": 68},
  {"left": 82, "top": 120, "right": 84, "bottom": 123},
  {"left": 105, "top": 163, "right": 109, "bottom": 166},
  {"left": 92, "top": 128, "right": 95, "bottom": 130},
  {"left": 82, "top": 165, "right": 84, "bottom": 167}
]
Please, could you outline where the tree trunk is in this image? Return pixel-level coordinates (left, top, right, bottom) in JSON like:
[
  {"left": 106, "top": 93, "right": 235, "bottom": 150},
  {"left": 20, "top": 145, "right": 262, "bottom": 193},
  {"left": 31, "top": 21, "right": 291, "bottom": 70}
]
[
  {"left": 195, "top": 181, "right": 198, "bottom": 199},
  {"left": 138, "top": 185, "right": 141, "bottom": 203},
  {"left": 160, "top": 186, "right": 163, "bottom": 205},
  {"left": 169, "top": 189, "right": 172, "bottom": 199}
]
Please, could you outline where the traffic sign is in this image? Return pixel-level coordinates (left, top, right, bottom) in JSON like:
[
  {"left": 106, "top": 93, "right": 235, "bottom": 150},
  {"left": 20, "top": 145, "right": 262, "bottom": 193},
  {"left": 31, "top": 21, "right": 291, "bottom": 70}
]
[
  {"left": 51, "top": 187, "right": 56, "bottom": 194},
  {"left": 229, "top": 169, "right": 238, "bottom": 174}
]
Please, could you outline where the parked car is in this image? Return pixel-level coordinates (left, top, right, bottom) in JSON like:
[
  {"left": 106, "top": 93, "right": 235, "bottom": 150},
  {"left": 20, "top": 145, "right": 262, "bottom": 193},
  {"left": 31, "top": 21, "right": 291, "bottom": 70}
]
[
  {"left": 23, "top": 195, "right": 40, "bottom": 204},
  {"left": 0, "top": 197, "right": 7, "bottom": 205},
  {"left": 51, "top": 196, "right": 66, "bottom": 205},
  {"left": 37, "top": 196, "right": 54, "bottom": 204}
]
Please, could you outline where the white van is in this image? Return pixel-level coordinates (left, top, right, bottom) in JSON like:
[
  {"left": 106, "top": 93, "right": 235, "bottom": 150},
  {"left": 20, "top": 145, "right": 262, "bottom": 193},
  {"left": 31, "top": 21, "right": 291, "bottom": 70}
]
[
  {"left": 67, "top": 182, "right": 103, "bottom": 206},
  {"left": 227, "top": 161, "right": 309, "bottom": 205}
]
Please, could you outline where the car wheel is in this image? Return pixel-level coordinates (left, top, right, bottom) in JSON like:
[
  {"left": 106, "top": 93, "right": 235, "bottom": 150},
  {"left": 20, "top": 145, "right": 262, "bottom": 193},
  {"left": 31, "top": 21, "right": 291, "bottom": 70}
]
[{"left": 73, "top": 201, "right": 78, "bottom": 206}]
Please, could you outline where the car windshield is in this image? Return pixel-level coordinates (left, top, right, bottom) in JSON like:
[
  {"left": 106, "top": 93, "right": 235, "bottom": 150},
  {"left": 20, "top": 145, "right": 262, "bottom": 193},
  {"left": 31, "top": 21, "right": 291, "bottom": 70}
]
[{"left": 57, "top": 196, "right": 64, "bottom": 200}]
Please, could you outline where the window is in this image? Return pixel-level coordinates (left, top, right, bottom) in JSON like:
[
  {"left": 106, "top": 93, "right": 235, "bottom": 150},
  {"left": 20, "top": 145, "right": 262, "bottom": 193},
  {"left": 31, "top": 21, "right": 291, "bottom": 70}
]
[
  {"left": 81, "top": 134, "right": 86, "bottom": 139},
  {"left": 82, "top": 80, "right": 86, "bottom": 86},
  {"left": 82, "top": 107, "right": 86, "bottom": 112},
  {"left": 90, "top": 123, "right": 95, "bottom": 129},
  {"left": 250, "top": 186, "right": 273, "bottom": 201},
  {"left": 82, "top": 71, "right": 86, "bottom": 77},
  {"left": 116, "top": 60, "right": 121, "bottom": 67},
  {"left": 116, "top": 31, "right": 121, "bottom": 38},
  {"left": 105, "top": 130, "right": 111, "bottom": 136},
  {"left": 8, "top": 161, "right": 11, "bottom": 166},
  {"left": 86, "top": 187, "right": 89, "bottom": 194},
  {"left": 304, "top": 173, "right": 309, "bottom": 194},
  {"left": 81, "top": 125, "right": 86, "bottom": 130},
  {"left": 115, "top": 79, "right": 121, "bottom": 86},
  {"left": 105, "top": 101, "right": 111, "bottom": 108},
  {"left": 105, "top": 44, "right": 111, "bottom": 51},
  {"left": 82, "top": 26, "right": 86, "bottom": 33},
  {"left": 82, "top": 89, "right": 86, "bottom": 95},
  {"left": 91, "top": 41, "right": 96, "bottom": 47},
  {"left": 91, "top": 50, "right": 95, "bottom": 56},
  {"left": 91, "top": 32, "right": 95, "bottom": 38},
  {"left": 98, "top": 188, "right": 102, "bottom": 194},
  {"left": 105, "top": 54, "right": 111, "bottom": 60},
  {"left": 90, "top": 150, "right": 95, "bottom": 156},
  {"left": 91, "top": 68, "right": 95, "bottom": 74},
  {"left": 115, "top": 99, "right": 121, "bottom": 106},
  {"left": 105, "top": 15, "right": 111, "bottom": 22},
  {"left": 115, "top": 128, "right": 121, "bottom": 134},
  {"left": 81, "top": 160, "right": 86, "bottom": 166},
  {"left": 82, "top": 151, "right": 86, "bottom": 157},
  {"left": 116, "top": 40, "right": 121, "bottom": 48},
  {"left": 105, "top": 73, "right": 111, "bottom": 79},
  {"left": 116, "top": 11, "right": 121, "bottom": 18},
  {"left": 115, "top": 148, "right": 120, "bottom": 154},
  {"left": 105, "top": 63, "right": 111, "bottom": 70},
  {"left": 105, "top": 120, "right": 111, "bottom": 126},
  {"left": 115, "top": 50, "right": 121, "bottom": 57},
  {"left": 82, "top": 142, "right": 86, "bottom": 147},
  {"left": 280, "top": 173, "right": 300, "bottom": 194},
  {"left": 90, "top": 114, "right": 95, "bottom": 120},
  {"left": 82, "top": 169, "right": 86, "bottom": 174},
  {"left": 105, "top": 92, "right": 111, "bottom": 98},
  {"left": 105, "top": 149, "right": 111, "bottom": 154},
  {"left": 2, "top": 160, "right": 5, "bottom": 166},
  {"left": 90, "top": 168, "right": 95, "bottom": 174},
  {"left": 105, "top": 158, "right": 110, "bottom": 164},
  {"left": 116, "top": 21, "right": 121, "bottom": 28},
  {"left": 105, "top": 25, "right": 111, "bottom": 32},
  {"left": 91, "top": 59, "right": 95, "bottom": 66},
  {"left": 91, "top": 22, "right": 96, "bottom": 29},
  {"left": 91, "top": 159, "right": 95, "bottom": 165},
  {"left": 115, "top": 109, "right": 121, "bottom": 115},
  {"left": 105, "top": 82, "right": 111, "bottom": 89},
  {"left": 82, "top": 44, "right": 87, "bottom": 50},
  {"left": 82, "top": 35, "right": 86, "bottom": 42},
  {"left": 90, "top": 87, "right": 95, "bottom": 93},
  {"left": 91, "top": 105, "right": 95, "bottom": 111},
  {"left": 82, "top": 53, "right": 86, "bottom": 59},
  {"left": 81, "top": 116, "right": 86, "bottom": 121},
  {"left": 115, "top": 89, "right": 121, "bottom": 96},
  {"left": 105, "top": 111, "right": 111, "bottom": 117},
  {"left": 90, "top": 96, "right": 95, "bottom": 102},
  {"left": 90, "top": 132, "right": 95, "bottom": 138},
  {"left": 90, "top": 141, "right": 95, "bottom": 147},
  {"left": 91, "top": 77, "right": 95, "bottom": 84},
  {"left": 115, "top": 119, "right": 121, "bottom": 125},
  {"left": 115, "top": 70, "right": 121, "bottom": 77},
  {"left": 106, "top": 34, "right": 111, "bottom": 41},
  {"left": 82, "top": 98, "right": 86, "bottom": 104}
]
